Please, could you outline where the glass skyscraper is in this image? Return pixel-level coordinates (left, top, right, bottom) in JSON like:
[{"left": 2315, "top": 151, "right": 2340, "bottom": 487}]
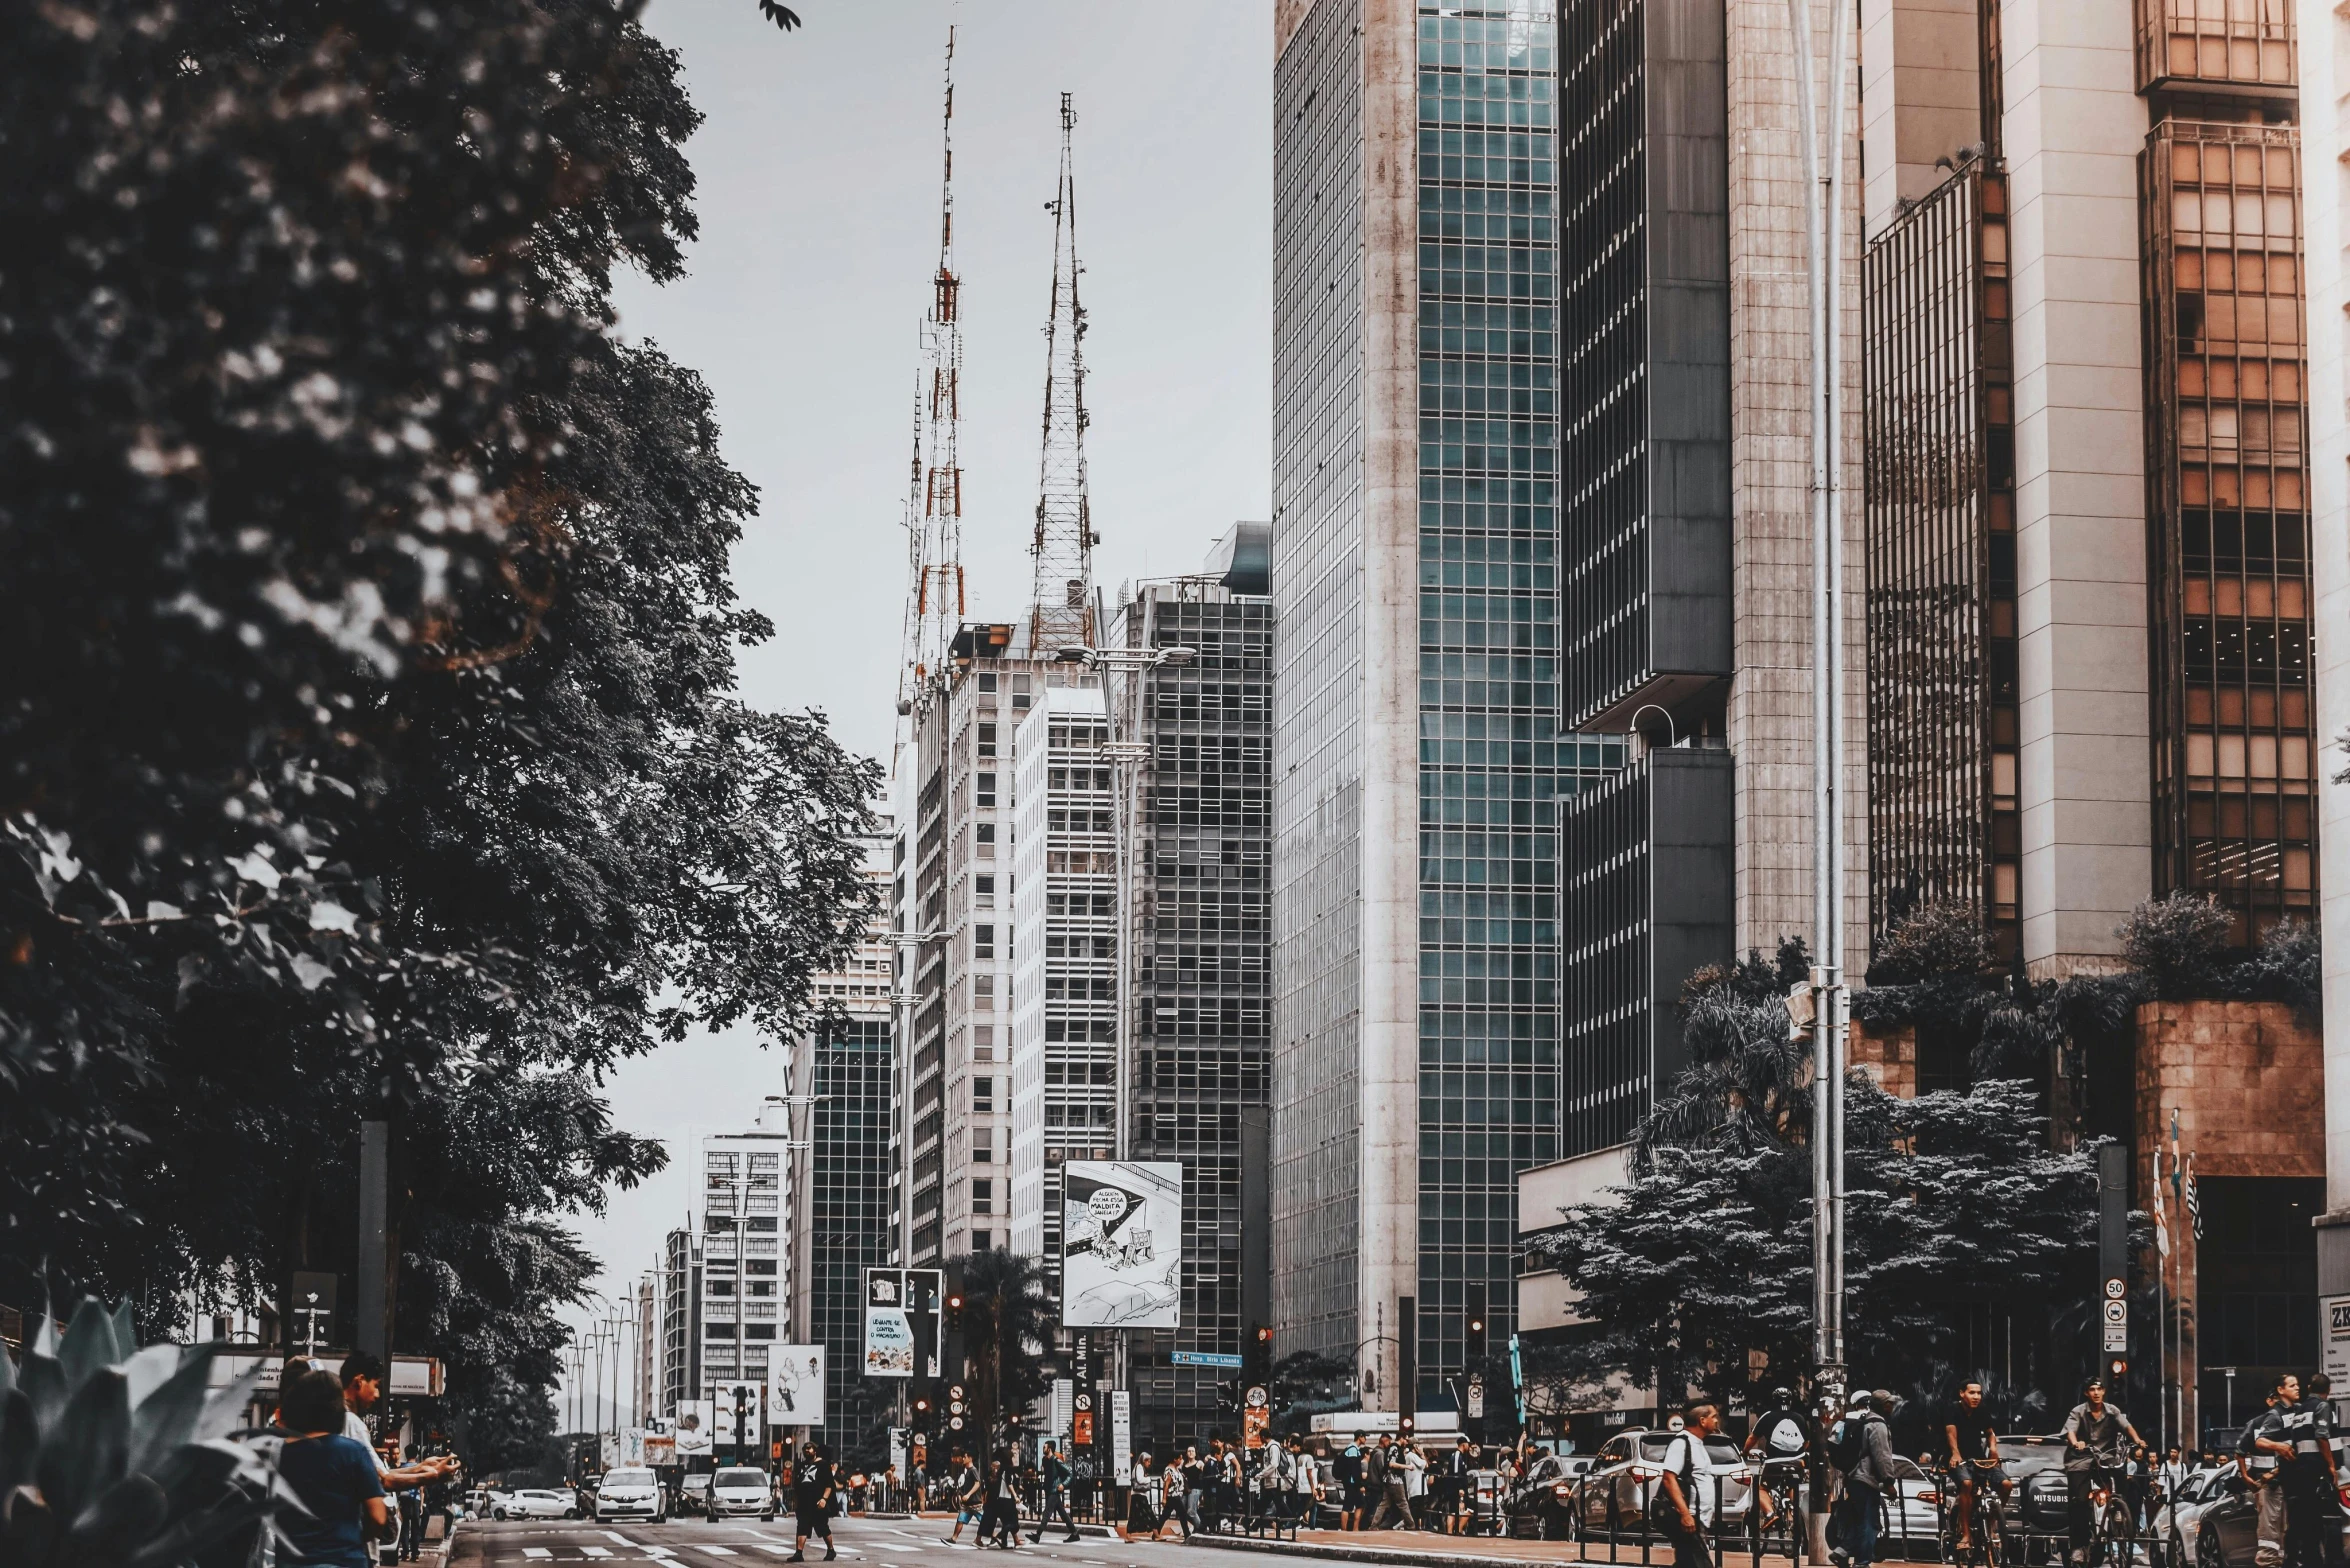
[{"left": 1273, "top": 0, "right": 1611, "bottom": 1408}]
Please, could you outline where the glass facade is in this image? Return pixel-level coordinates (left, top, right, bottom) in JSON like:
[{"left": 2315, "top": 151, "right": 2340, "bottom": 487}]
[
  {"left": 1862, "top": 162, "right": 2022, "bottom": 954},
  {"left": 2141, "top": 120, "right": 2319, "bottom": 940},
  {"left": 1124, "top": 590, "right": 1274, "bottom": 1450},
  {"left": 1413, "top": 0, "right": 1573, "bottom": 1391},
  {"left": 799, "top": 1017, "right": 894, "bottom": 1454}
]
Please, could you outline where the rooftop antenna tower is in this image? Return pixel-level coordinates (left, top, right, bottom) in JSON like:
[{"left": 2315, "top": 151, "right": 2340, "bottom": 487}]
[
  {"left": 1027, "top": 91, "right": 1095, "bottom": 653},
  {"left": 899, "top": 27, "right": 966, "bottom": 716}
]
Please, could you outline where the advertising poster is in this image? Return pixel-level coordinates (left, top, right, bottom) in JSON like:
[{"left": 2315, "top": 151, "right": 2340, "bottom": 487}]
[
  {"left": 2325, "top": 1295, "right": 2350, "bottom": 1388},
  {"left": 865, "top": 1268, "right": 915, "bottom": 1378},
  {"left": 673, "top": 1404, "right": 713, "bottom": 1457},
  {"left": 770, "top": 1345, "right": 827, "bottom": 1427},
  {"left": 643, "top": 1416, "right": 677, "bottom": 1467},
  {"left": 1060, "top": 1160, "right": 1183, "bottom": 1329},
  {"left": 1110, "top": 1389, "right": 1133, "bottom": 1486}
]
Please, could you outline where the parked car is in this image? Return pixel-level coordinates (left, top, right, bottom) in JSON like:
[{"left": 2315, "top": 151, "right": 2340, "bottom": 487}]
[
  {"left": 676, "top": 1473, "right": 713, "bottom": 1518},
  {"left": 1508, "top": 1452, "right": 1594, "bottom": 1539},
  {"left": 491, "top": 1489, "right": 578, "bottom": 1521},
  {"left": 2152, "top": 1467, "right": 2232, "bottom": 1552},
  {"left": 707, "top": 1466, "right": 775, "bottom": 1521},
  {"left": 1992, "top": 1436, "right": 2079, "bottom": 1546},
  {"left": 2193, "top": 1472, "right": 2350, "bottom": 1568},
  {"left": 1575, "top": 1430, "right": 1758, "bottom": 1536},
  {"left": 594, "top": 1467, "right": 667, "bottom": 1524}
]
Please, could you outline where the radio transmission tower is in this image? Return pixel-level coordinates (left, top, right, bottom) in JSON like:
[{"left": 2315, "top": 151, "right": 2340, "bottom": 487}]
[
  {"left": 1027, "top": 92, "right": 1095, "bottom": 653},
  {"left": 899, "top": 28, "right": 966, "bottom": 713}
]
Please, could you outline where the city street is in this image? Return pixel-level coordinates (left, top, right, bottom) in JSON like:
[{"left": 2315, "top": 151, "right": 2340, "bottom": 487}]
[
  {"left": 446, "top": 1516, "right": 1808, "bottom": 1568},
  {"left": 445, "top": 1516, "right": 1630, "bottom": 1568}
]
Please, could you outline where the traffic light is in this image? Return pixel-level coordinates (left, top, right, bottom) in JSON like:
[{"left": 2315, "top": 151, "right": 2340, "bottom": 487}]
[
  {"left": 1246, "top": 1322, "right": 1274, "bottom": 1384},
  {"left": 2108, "top": 1356, "right": 2129, "bottom": 1384},
  {"left": 1465, "top": 1283, "right": 1488, "bottom": 1363}
]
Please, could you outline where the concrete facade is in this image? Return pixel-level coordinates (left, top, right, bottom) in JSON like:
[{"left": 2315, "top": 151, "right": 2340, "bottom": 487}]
[
  {"left": 1725, "top": 0, "right": 1873, "bottom": 978},
  {"left": 1861, "top": 0, "right": 1986, "bottom": 236},
  {"left": 1999, "top": 0, "right": 2152, "bottom": 975}
]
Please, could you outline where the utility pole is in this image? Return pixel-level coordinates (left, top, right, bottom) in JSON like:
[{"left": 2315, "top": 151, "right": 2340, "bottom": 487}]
[
  {"left": 357, "top": 1120, "right": 389, "bottom": 1365},
  {"left": 1790, "top": 0, "right": 1853, "bottom": 1410}
]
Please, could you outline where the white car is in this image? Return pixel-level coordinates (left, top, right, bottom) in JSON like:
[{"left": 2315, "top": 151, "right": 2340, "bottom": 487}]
[
  {"left": 594, "top": 1468, "right": 666, "bottom": 1523},
  {"left": 491, "top": 1489, "right": 578, "bottom": 1521},
  {"left": 707, "top": 1466, "right": 775, "bottom": 1520}
]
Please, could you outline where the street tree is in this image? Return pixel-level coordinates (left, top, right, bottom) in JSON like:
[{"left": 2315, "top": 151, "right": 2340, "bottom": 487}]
[{"left": 950, "top": 1250, "right": 1056, "bottom": 1445}]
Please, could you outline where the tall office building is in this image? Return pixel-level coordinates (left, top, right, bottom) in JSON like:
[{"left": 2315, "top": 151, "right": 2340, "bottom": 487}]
[
  {"left": 1007, "top": 685, "right": 1120, "bottom": 1267},
  {"left": 1115, "top": 534, "right": 1276, "bottom": 1451},
  {"left": 659, "top": 1226, "right": 702, "bottom": 1418},
  {"left": 698, "top": 1107, "right": 789, "bottom": 1398},
  {"left": 899, "top": 628, "right": 1096, "bottom": 1266},
  {"left": 786, "top": 821, "right": 897, "bottom": 1454},
  {"left": 1271, "top": 0, "right": 1614, "bottom": 1402},
  {"left": 1862, "top": 0, "right": 2320, "bottom": 966}
]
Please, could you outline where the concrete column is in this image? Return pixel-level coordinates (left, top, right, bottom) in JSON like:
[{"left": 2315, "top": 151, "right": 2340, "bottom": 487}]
[
  {"left": 2001, "top": 0, "right": 2151, "bottom": 977},
  {"left": 1726, "top": 0, "right": 1871, "bottom": 976},
  {"left": 1357, "top": 0, "right": 1422, "bottom": 1413},
  {"left": 2292, "top": 0, "right": 2350, "bottom": 1252},
  {"left": 1860, "top": 0, "right": 1985, "bottom": 241}
]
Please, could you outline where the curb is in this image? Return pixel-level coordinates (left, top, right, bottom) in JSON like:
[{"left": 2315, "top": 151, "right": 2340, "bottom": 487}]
[{"left": 1178, "top": 1536, "right": 1556, "bottom": 1568}]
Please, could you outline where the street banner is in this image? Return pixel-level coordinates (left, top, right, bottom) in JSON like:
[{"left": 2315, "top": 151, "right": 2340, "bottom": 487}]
[
  {"left": 600, "top": 1432, "right": 619, "bottom": 1468},
  {"left": 890, "top": 1427, "right": 909, "bottom": 1478},
  {"left": 771, "top": 1346, "right": 827, "bottom": 1427},
  {"left": 621, "top": 1427, "right": 645, "bottom": 1465},
  {"left": 1060, "top": 1160, "right": 1182, "bottom": 1328},
  {"left": 643, "top": 1416, "right": 677, "bottom": 1467},
  {"left": 674, "top": 1404, "right": 713, "bottom": 1457},
  {"left": 865, "top": 1268, "right": 916, "bottom": 1378},
  {"left": 1110, "top": 1389, "right": 1133, "bottom": 1486}
]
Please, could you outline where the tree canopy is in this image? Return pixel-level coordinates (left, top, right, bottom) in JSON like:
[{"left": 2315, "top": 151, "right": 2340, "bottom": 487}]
[{"left": 2, "top": 0, "right": 875, "bottom": 1470}]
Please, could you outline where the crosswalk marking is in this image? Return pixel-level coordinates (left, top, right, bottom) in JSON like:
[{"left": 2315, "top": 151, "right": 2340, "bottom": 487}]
[
  {"left": 602, "top": 1534, "right": 638, "bottom": 1548},
  {"left": 687, "top": 1549, "right": 740, "bottom": 1558},
  {"left": 582, "top": 1548, "right": 614, "bottom": 1557},
  {"left": 523, "top": 1549, "right": 553, "bottom": 1559}
]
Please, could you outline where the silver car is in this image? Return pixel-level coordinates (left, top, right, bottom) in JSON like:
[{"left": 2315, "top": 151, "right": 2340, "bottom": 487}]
[
  {"left": 594, "top": 1468, "right": 667, "bottom": 1523},
  {"left": 1575, "top": 1430, "right": 1758, "bottom": 1534}
]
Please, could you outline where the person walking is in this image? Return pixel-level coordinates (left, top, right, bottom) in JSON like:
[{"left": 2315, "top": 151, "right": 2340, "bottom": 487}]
[
  {"left": 274, "top": 1369, "right": 390, "bottom": 1568},
  {"left": 944, "top": 1449, "right": 983, "bottom": 1544},
  {"left": 1029, "top": 1440, "right": 1079, "bottom": 1543},
  {"left": 1658, "top": 1403, "right": 1723, "bottom": 1568},
  {"left": 1369, "top": 1434, "right": 1415, "bottom": 1531},
  {"left": 1335, "top": 1439, "right": 1366, "bottom": 1530},
  {"left": 2239, "top": 1379, "right": 2296, "bottom": 1568},
  {"left": 1401, "top": 1438, "right": 1428, "bottom": 1527},
  {"left": 788, "top": 1441, "right": 838, "bottom": 1563},
  {"left": 1439, "top": 1436, "right": 1477, "bottom": 1535},
  {"left": 1831, "top": 1391, "right": 1914, "bottom": 1568},
  {"left": 979, "top": 1449, "right": 1023, "bottom": 1548},
  {"left": 2279, "top": 1374, "right": 2340, "bottom": 1568},
  {"left": 2062, "top": 1377, "right": 2146, "bottom": 1567},
  {"left": 1160, "top": 1452, "right": 1190, "bottom": 1541}
]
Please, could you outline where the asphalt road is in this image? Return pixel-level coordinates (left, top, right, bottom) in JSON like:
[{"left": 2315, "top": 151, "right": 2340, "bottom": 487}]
[{"left": 450, "top": 1514, "right": 1308, "bottom": 1568}]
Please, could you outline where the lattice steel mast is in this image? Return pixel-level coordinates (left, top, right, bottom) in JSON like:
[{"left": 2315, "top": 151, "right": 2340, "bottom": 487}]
[
  {"left": 1027, "top": 92, "right": 1095, "bottom": 652},
  {"left": 900, "top": 28, "right": 966, "bottom": 712}
]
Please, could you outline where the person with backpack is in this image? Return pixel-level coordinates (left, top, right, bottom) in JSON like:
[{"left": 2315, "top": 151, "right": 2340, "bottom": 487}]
[
  {"left": 1368, "top": 1433, "right": 1415, "bottom": 1530},
  {"left": 1746, "top": 1387, "right": 1810, "bottom": 1533},
  {"left": 1335, "top": 1439, "right": 1366, "bottom": 1530},
  {"left": 1830, "top": 1390, "right": 1916, "bottom": 1568},
  {"left": 1658, "top": 1403, "right": 1724, "bottom": 1568},
  {"left": 1027, "top": 1440, "right": 1079, "bottom": 1544}
]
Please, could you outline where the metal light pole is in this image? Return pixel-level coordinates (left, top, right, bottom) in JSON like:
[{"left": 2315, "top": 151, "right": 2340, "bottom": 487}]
[{"left": 1789, "top": 0, "right": 1853, "bottom": 1398}]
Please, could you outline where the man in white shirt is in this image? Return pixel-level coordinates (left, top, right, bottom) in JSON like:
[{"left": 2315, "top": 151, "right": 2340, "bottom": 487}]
[
  {"left": 1657, "top": 1404, "right": 1722, "bottom": 1568},
  {"left": 341, "top": 1353, "right": 460, "bottom": 1488}
]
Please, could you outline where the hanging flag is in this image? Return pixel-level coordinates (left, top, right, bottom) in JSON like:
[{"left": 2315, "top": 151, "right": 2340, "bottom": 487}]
[
  {"left": 2153, "top": 1147, "right": 2171, "bottom": 1256},
  {"left": 2169, "top": 1111, "right": 2184, "bottom": 1202},
  {"left": 2184, "top": 1153, "right": 2202, "bottom": 1240}
]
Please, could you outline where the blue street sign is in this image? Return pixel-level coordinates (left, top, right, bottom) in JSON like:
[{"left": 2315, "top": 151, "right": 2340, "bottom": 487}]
[{"left": 1170, "top": 1351, "right": 1246, "bottom": 1369}]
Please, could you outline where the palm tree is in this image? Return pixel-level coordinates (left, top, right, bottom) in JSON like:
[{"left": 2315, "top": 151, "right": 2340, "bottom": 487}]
[{"left": 950, "top": 1249, "right": 1057, "bottom": 1443}]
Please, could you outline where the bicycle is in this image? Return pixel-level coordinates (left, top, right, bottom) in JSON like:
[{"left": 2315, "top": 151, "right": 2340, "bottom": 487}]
[
  {"left": 1939, "top": 1460, "right": 2010, "bottom": 1568},
  {"left": 2082, "top": 1463, "right": 2141, "bottom": 1568},
  {"left": 1746, "top": 1459, "right": 1808, "bottom": 1566}
]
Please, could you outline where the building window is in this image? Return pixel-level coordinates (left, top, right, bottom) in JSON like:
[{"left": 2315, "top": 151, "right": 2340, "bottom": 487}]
[
  {"left": 973, "top": 1076, "right": 994, "bottom": 1113},
  {"left": 976, "top": 772, "right": 997, "bottom": 808},
  {"left": 975, "top": 925, "right": 995, "bottom": 959},
  {"left": 976, "top": 823, "right": 996, "bottom": 859},
  {"left": 976, "top": 874, "right": 996, "bottom": 907},
  {"left": 979, "top": 672, "right": 998, "bottom": 693},
  {"left": 972, "top": 1179, "right": 993, "bottom": 1215},
  {"left": 978, "top": 722, "right": 997, "bottom": 759}
]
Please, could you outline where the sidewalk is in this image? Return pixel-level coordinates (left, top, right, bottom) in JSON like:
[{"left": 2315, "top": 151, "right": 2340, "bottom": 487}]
[{"left": 1177, "top": 1529, "right": 1808, "bottom": 1568}]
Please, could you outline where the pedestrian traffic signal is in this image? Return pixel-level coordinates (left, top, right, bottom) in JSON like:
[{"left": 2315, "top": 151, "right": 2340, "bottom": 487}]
[{"left": 2108, "top": 1356, "right": 2128, "bottom": 1382}]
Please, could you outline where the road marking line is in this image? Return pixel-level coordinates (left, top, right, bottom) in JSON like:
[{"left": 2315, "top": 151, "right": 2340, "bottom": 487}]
[
  {"left": 688, "top": 1549, "right": 741, "bottom": 1558},
  {"left": 583, "top": 1548, "right": 614, "bottom": 1557},
  {"left": 524, "top": 1549, "right": 553, "bottom": 1559},
  {"left": 602, "top": 1535, "right": 638, "bottom": 1547}
]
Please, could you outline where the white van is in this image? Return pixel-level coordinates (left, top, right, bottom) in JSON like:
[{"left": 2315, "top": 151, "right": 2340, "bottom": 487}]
[{"left": 708, "top": 1467, "right": 774, "bottom": 1521}]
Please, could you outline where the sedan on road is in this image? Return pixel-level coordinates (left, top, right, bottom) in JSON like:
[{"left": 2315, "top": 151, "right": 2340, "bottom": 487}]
[
  {"left": 591, "top": 1467, "right": 666, "bottom": 1523},
  {"left": 706, "top": 1466, "right": 775, "bottom": 1521},
  {"left": 1575, "top": 1429, "right": 1758, "bottom": 1536},
  {"left": 489, "top": 1489, "right": 578, "bottom": 1521}
]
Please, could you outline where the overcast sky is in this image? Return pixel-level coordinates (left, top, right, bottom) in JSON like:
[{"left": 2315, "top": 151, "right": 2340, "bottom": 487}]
[{"left": 554, "top": 0, "right": 1271, "bottom": 1421}]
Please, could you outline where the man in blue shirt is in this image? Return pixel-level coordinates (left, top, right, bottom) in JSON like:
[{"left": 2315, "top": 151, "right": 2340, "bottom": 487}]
[{"left": 278, "top": 1368, "right": 388, "bottom": 1568}]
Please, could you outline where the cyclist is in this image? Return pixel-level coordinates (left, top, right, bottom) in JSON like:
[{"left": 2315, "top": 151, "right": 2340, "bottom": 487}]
[
  {"left": 1943, "top": 1380, "right": 2005, "bottom": 1558},
  {"left": 2062, "top": 1378, "right": 2146, "bottom": 1567},
  {"left": 1745, "top": 1387, "right": 1811, "bottom": 1533}
]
